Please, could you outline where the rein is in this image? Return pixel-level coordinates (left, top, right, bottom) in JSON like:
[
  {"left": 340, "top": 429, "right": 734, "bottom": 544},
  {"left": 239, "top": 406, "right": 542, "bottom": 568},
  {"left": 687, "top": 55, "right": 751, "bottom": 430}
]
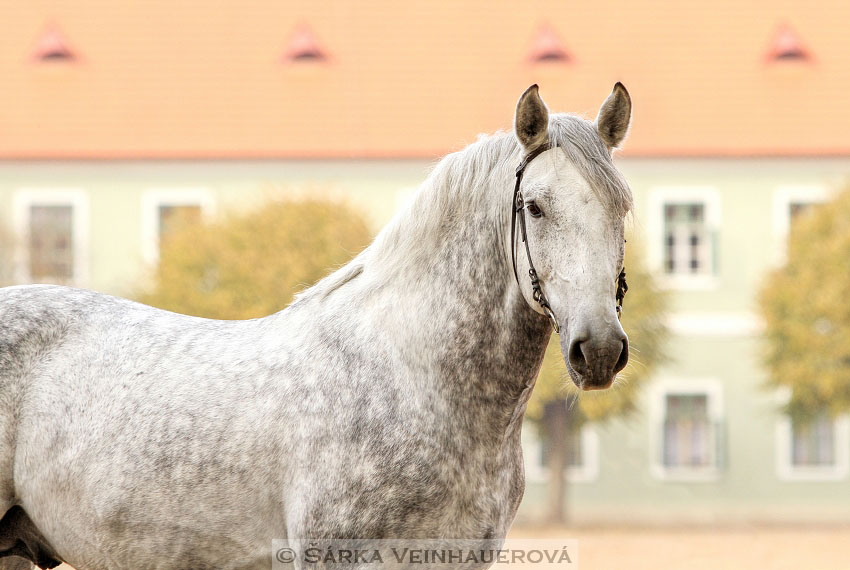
[{"left": 510, "top": 143, "right": 628, "bottom": 334}]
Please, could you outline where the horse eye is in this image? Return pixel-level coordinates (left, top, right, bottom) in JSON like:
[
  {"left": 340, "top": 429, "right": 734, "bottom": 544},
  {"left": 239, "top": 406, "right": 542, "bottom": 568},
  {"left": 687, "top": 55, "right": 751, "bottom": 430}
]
[{"left": 526, "top": 202, "right": 543, "bottom": 218}]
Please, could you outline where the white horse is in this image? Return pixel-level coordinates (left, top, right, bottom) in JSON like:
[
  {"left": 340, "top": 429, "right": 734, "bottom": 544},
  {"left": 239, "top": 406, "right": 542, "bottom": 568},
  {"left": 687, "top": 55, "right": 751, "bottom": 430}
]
[{"left": 0, "top": 84, "right": 633, "bottom": 569}]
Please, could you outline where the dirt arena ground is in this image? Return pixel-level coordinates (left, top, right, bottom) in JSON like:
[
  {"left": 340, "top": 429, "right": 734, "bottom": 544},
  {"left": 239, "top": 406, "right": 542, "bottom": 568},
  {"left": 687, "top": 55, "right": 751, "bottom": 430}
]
[
  {"left": 508, "top": 525, "right": 850, "bottom": 570},
  {"left": 47, "top": 524, "right": 849, "bottom": 569}
]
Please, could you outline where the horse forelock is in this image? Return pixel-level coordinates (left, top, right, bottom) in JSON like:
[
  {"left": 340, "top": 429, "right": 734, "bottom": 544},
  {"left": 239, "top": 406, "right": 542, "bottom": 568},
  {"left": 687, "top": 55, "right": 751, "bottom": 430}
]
[{"left": 548, "top": 114, "right": 634, "bottom": 217}]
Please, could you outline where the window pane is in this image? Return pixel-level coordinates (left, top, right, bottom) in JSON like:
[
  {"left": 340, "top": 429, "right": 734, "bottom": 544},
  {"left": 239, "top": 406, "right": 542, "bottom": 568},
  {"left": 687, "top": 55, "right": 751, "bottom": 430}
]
[
  {"left": 663, "top": 203, "right": 710, "bottom": 276},
  {"left": 665, "top": 233, "right": 676, "bottom": 272},
  {"left": 791, "top": 414, "right": 835, "bottom": 467},
  {"left": 663, "top": 394, "right": 712, "bottom": 468},
  {"left": 29, "top": 205, "right": 73, "bottom": 282},
  {"left": 688, "top": 204, "right": 704, "bottom": 221}
]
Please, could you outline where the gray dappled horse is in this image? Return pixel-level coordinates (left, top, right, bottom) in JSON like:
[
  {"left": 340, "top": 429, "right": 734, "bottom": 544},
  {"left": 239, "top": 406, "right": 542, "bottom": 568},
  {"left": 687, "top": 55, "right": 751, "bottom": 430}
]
[{"left": 0, "top": 84, "right": 633, "bottom": 569}]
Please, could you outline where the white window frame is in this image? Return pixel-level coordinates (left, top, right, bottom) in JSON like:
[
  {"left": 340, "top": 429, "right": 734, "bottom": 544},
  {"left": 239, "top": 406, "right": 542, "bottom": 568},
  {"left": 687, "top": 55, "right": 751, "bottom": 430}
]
[
  {"left": 770, "top": 185, "right": 830, "bottom": 265},
  {"left": 522, "top": 424, "right": 600, "bottom": 484},
  {"left": 12, "top": 188, "right": 89, "bottom": 286},
  {"left": 648, "top": 378, "right": 724, "bottom": 482},
  {"left": 647, "top": 186, "right": 721, "bottom": 290},
  {"left": 775, "top": 414, "right": 850, "bottom": 482},
  {"left": 141, "top": 188, "right": 216, "bottom": 264}
]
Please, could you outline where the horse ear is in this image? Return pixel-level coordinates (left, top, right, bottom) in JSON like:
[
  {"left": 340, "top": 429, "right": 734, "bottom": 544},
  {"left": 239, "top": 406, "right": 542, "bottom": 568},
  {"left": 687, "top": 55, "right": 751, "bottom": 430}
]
[
  {"left": 514, "top": 84, "right": 550, "bottom": 151},
  {"left": 595, "top": 82, "right": 631, "bottom": 151}
]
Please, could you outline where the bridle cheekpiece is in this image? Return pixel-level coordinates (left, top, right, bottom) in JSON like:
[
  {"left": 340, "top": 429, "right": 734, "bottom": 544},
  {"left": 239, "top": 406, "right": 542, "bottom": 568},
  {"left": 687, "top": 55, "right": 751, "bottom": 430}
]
[{"left": 510, "top": 143, "right": 628, "bottom": 334}]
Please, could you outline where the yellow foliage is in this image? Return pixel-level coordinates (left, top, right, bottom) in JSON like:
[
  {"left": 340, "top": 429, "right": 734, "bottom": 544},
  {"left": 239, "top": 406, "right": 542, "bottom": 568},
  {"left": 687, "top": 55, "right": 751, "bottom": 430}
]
[
  {"left": 759, "top": 188, "right": 850, "bottom": 419},
  {"left": 526, "top": 237, "right": 669, "bottom": 424},
  {"left": 138, "top": 199, "right": 372, "bottom": 319}
]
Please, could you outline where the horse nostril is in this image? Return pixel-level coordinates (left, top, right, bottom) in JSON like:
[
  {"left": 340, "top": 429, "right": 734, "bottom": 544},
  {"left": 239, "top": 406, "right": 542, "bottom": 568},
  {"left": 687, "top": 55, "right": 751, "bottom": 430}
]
[
  {"left": 614, "top": 338, "right": 629, "bottom": 374},
  {"left": 568, "top": 339, "right": 588, "bottom": 375}
]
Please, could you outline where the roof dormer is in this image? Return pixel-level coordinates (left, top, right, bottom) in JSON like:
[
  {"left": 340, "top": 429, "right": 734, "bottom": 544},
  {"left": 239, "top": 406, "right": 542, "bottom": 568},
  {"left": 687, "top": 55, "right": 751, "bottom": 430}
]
[
  {"left": 765, "top": 24, "right": 811, "bottom": 63},
  {"left": 528, "top": 24, "right": 571, "bottom": 64},
  {"left": 283, "top": 24, "right": 327, "bottom": 63},
  {"left": 32, "top": 25, "right": 77, "bottom": 63}
]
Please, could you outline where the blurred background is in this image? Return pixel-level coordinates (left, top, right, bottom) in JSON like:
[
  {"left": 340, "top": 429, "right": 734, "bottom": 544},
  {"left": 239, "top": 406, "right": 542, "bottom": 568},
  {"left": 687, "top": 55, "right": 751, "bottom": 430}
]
[{"left": 2, "top": 1, "right": 850, "bottom": 568}]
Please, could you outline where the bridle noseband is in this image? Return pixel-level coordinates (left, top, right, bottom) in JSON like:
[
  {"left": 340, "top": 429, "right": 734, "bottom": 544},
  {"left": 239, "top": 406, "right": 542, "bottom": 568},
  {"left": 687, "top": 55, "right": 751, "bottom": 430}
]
[{"left": 511, "top": 143, "right": 628, "bottom": 334}]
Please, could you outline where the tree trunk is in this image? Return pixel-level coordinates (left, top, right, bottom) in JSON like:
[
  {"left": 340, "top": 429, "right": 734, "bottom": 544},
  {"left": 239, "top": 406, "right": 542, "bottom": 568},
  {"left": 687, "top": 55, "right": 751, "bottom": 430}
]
[{"left": 542, "top": 399, "right": 573, "bottom": 525}]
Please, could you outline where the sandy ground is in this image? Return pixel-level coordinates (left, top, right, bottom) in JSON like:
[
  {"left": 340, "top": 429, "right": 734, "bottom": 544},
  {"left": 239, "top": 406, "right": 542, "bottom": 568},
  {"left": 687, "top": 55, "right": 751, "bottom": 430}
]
[
  {"left": 47, "top": 525, "right": 850, "bottom": 569},
  {"left": 508, "top": 525, "right": 850, "bottom": 570}
]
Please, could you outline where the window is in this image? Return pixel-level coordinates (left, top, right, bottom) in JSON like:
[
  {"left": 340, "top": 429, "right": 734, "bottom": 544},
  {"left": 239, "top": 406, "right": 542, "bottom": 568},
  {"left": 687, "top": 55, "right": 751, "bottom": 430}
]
[
  {"left": 663, "top": 203, "right": 709, "bottom": 275},
  {"left": 648, "top": 187, "right": 720, "bottom": 289},
  {"left": 776, "top": 413, "right": 849, "bottom": 481},
  {"left": 771, "top": 185, "right": 828, "bottom": 265},
  {"left": 158, "top": 204, "right": 202, "bottom": 246},
  {"left": 141, "top": 189, "right": 214, "bottom": 264},
  {"left": 791, "top": 415, "right": 835, "bottom": 467},
  {"left": 788, "top": 201, "right": 814, "bottom": 220},
  {"left": 663, "top": 394, "right": 713, "bottom": 468},
  {"left": 29, "top": 205, "right": 74, "bottom": 282},
  {"left": 13, "top": 189, "right": 89, "bottom": 286},
  {"left": 786, "top": 200, "right": 823, "bottom": 242},
  {"left": 522, "top": 425, "right": 600, "bottom": 483},
  {"left": 649, "top": 379, "right": 724, "bottom": 480}
]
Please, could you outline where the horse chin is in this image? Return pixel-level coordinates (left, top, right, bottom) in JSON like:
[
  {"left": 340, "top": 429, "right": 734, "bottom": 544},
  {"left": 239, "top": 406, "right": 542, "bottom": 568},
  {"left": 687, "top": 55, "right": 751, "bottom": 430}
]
[
  {"left": 565, "top": 364, "right": 616, "bottom": 392},
  {"left": 580, "top": 376, "right": 615, "bottom": 391}
]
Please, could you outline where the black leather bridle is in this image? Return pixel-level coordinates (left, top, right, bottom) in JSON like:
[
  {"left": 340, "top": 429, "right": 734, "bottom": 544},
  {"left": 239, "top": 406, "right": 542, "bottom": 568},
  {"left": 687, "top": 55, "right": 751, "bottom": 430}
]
[{"left": 511, "top": 143, "right": 628, "bottom": 334}]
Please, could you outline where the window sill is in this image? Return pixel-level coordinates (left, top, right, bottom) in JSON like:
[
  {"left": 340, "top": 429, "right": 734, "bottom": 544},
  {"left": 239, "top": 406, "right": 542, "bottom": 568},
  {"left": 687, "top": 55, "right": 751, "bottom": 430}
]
[
  {"left": 650, "top": 465, "right": 721, "bottom": 482},
  {"left": 657, "top": 274, "right": 719, "bottom": 291},
  {"left": 776, "top": 466, "right": 849, "bottom": 482}
]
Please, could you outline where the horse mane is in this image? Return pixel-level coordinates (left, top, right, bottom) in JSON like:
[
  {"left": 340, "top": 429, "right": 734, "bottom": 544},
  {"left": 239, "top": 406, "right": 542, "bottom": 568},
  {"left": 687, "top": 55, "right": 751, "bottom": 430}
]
[{"left": 298, "top": 113, "right": 633, "bottom": 303}]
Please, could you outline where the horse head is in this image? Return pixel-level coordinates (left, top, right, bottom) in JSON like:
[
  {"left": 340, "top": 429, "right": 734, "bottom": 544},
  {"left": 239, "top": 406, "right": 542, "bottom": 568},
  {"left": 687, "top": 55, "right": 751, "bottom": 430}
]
[{"left": 511, "top": 84, "right": 633, "bottom": 390}]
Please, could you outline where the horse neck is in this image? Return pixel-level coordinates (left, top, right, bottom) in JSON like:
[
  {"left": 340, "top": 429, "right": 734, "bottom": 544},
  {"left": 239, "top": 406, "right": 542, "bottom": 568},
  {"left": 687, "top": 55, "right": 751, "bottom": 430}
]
[{"left": 365, "top": 147, "right": 553, "bottom": 427}]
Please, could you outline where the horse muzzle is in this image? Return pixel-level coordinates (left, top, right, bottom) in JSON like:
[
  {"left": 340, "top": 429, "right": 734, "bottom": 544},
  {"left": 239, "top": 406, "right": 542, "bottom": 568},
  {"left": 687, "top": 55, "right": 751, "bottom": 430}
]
[{"left": 562, "top": 329, "right": 629, "bottom": 390}]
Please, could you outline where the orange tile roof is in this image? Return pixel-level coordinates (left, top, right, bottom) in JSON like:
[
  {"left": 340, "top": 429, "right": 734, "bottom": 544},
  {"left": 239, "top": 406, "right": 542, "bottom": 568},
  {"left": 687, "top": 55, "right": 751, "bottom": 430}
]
[{"left": 2, "top": 1, "right": 850, "bottom": 159}]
